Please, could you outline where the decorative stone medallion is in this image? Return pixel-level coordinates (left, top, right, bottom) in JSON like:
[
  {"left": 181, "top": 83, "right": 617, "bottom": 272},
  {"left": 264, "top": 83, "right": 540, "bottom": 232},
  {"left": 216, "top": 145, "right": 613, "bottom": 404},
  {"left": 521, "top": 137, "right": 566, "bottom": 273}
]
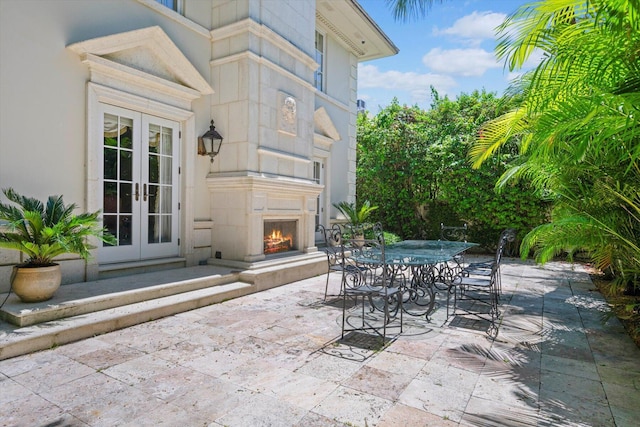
[{"left": 278, "top": 92, "right": 297, "bottom": 136}]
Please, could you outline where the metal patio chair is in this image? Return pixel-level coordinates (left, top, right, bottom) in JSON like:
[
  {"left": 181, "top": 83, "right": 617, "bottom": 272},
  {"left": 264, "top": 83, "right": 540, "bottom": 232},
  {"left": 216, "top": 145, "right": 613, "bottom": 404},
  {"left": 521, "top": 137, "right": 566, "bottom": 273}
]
[
  {"left": 340, "top": 224, "right": 403, "bottom": 342},
  {"left": 448, "top": 228, "right": 515, "bottom": 338},
  {"left": 462, "top": 228, "right": 515, "bottom": 298},
  {"left": 317, "top": 223, "right": 366, "bottom": 300},
  {"left": 439, "top": 222, "right": 468, "bottom": 277}
]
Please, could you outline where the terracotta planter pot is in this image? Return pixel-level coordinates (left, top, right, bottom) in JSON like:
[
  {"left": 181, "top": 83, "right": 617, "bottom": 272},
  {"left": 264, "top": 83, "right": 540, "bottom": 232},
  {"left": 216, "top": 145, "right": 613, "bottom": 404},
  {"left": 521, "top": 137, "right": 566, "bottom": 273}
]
[
  {"left": 353, "top": 234, "right": 365, "bottom": 248},
  {"left": 12, "top": 264, "right": 62, "bottom": 302}
]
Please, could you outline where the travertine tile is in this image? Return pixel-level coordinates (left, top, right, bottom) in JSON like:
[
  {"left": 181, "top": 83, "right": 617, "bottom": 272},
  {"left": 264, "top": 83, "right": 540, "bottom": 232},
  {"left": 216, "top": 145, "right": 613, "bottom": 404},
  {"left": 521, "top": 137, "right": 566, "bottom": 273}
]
[
  {"left": 540, "top": 369, "right": 607, "bottom": 403},
  {"left": 0, "top": 374, "right": 34, "bottom": 404},
  {"left": 400, "top": 362, "right": 479, "bottom": 422},
  {"left": 11, "top": 356, "right": 95, "bottom": 394},
  {"left": 213, "top": 391, "right": 308, "bottom": 426},
  {"left": 255, "top": 369, "right": 339, "bottom": 411},
  {"left": 312, "top": 385, "right": 394, "bottom": 427},
  {"left": 295, "top": 352, "right": 362, "bottom": 382},
  {"left": 120, "top": 401, "right": 210, "bottom": 426},
  {"left": 343, "top": 365, "right": 413, "bottom": 401},
  {"left": 378, "top": 403, "right": 457, "bottom": 427},
  {"left": 167, "top": 377, "right": 248, "bottom": 420},
  {"left": 540, "top": 353, "right": 600, "bottom": 381},
  {"left": 461, "top": 395, "right": 539, "bottom": 427},
  {"left": 1, "top": 393, "right": 75, "bottom": 427},
  {"left": 365, "top": 349, "right": 427, "bottom": 377},
  {"left": 538, "top": 388, "right": 615, "bottom": 427}
]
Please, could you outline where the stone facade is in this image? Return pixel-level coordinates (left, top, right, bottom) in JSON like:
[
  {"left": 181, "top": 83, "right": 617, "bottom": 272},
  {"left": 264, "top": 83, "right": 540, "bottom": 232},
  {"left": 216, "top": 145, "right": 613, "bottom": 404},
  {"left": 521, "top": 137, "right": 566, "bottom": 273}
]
[{"left": 0, "top": 0, "right": 397, "bottom": 292}]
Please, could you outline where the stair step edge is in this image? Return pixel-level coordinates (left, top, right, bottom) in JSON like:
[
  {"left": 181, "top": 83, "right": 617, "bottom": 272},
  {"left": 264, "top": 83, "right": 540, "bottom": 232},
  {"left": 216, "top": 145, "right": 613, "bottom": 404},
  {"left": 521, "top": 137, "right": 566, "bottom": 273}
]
[{"left": 0, "top": 281, "right": 254, "bottom": 360}]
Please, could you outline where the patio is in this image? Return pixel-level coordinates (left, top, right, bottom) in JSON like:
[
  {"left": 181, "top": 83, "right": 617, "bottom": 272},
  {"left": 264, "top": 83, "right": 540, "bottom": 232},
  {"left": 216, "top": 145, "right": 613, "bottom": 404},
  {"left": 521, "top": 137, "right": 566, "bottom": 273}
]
[{"left": 1, "top": 258, "right": 639, "bottom": 426}]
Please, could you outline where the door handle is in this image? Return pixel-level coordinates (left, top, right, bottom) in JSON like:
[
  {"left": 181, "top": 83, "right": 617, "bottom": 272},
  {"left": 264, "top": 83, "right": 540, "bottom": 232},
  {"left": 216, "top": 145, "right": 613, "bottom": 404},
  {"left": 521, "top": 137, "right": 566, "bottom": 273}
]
[
  {"left": 143, "top": 184, "right": 148, "bottom": 202},
  {"left": 134, "top": 183, "right": 139, "bottom": 201}
]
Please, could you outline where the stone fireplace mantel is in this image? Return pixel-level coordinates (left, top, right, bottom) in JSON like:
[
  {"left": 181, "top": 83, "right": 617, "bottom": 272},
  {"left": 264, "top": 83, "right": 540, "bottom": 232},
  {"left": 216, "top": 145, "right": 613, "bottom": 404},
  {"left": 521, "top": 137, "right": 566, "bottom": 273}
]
[{"left": 206, "top": 174, "right": 322, "bottom": 263}]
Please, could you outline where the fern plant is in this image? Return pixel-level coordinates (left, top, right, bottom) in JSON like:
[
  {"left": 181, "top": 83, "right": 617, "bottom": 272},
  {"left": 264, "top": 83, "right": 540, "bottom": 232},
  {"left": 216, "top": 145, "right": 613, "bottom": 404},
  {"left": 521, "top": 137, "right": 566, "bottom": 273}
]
[{"left": 333, "top": 200, "right": 378, "bottom": 226}]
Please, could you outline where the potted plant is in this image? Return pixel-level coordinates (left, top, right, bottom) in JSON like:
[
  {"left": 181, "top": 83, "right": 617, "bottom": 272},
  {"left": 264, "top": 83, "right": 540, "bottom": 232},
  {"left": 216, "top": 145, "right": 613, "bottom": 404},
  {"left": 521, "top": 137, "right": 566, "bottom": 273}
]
[
  {"left": 333, "top": 200, "right": 378, "bottom": 244},
  {"left": 0, "top": 188, "right": 115, "bottom": 302}
]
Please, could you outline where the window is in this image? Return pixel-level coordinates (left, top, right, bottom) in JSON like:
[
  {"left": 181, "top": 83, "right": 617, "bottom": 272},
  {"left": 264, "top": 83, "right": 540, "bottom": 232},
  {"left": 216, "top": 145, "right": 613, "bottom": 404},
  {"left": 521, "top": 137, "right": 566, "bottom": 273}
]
[
  {"left": 314, "top": 31, "right": 325, "bottom": 92},
  {"left": 156, "top": 0, "right": 183, "bottom": 13},
  {"left": 313, "top": 161, "right": 322, "bottom": 228}
]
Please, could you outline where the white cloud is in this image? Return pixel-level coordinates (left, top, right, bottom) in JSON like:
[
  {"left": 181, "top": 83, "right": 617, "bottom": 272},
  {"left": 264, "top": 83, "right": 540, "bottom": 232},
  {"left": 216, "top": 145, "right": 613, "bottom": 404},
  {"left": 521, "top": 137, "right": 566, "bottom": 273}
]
[
  {"left": 522, "top": 48, "right": 546, "bottom": 69},
  {"left": 434, "top": 11, "right": 506, "bottom": 44},
  {"left": 422, "top": 47, "right": 501, "bottom": 77},
  {"left": 357, "top": 64, "right": 457, "bottom": 104}
]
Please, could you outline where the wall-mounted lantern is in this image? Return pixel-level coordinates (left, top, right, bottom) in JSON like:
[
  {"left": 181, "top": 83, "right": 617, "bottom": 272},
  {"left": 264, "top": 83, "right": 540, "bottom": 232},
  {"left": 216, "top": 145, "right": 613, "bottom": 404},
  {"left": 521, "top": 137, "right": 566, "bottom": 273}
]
[{"left": 197, "top": 120, "right": 224, "bottom": 163}]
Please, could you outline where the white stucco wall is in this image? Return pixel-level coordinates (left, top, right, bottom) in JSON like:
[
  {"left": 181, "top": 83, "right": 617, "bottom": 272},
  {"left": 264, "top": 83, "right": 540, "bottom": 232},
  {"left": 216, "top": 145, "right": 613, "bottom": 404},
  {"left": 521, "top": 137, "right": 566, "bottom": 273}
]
[
  {"left": 0, "top": 0, "right": 214, "bottom": 214},
  {"left": 0, "top": 0, "right": 216, "bottom": 289}
]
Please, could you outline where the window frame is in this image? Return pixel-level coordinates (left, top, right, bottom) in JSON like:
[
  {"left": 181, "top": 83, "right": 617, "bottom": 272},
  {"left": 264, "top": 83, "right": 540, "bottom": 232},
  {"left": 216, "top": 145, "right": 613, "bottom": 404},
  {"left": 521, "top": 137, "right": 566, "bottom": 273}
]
[
  {"left": 155, "top": 0, "right": 183, "bottom": 14},
  {"left": 314, "top": 31, "right": 326, "bottom": 92}
]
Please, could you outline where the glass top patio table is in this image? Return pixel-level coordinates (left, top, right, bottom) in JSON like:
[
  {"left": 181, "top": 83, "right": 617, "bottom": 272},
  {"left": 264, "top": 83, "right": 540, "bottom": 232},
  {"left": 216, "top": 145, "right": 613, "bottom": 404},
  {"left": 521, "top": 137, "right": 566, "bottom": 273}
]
[
  {"left": 348, "top": 240, "right": 479, "bottom": 319},
  {"left": 384, "top": 240, "right": 478, "bottom": 265},
  {"left": 348, "top": 240, "right": 478, "bottom": 267}
]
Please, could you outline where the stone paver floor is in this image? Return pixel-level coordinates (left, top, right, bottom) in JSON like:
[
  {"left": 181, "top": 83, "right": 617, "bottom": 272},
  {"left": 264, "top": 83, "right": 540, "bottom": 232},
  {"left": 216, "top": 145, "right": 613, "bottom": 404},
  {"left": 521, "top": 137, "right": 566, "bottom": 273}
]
[{"left": 1, "top": 259, "right": 639, "bottom": 426}]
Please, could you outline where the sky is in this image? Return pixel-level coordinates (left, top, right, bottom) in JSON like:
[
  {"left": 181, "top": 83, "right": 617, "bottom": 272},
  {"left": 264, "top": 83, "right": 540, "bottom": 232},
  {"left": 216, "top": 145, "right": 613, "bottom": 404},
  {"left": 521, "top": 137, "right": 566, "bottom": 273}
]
[{"left": 357, "top": 0, "right": 540, "bottom": 112}]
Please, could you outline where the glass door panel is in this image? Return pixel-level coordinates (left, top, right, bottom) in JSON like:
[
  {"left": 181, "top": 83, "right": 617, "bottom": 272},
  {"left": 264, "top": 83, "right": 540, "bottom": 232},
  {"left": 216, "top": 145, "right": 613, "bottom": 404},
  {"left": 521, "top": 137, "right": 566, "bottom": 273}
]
[
  {"left": 141, "top": 116, "right": 179, "bottom": 257},
  {"left": 98, "top": 105, "right": 179, "bottom": 263},
  {"left": 100, "top": 109, "right": 141, "bottom": 263}
]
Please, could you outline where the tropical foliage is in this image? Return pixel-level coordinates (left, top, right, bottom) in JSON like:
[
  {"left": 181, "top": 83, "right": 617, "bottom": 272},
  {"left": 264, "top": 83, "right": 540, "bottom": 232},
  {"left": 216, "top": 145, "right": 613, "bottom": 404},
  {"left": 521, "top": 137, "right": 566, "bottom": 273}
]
[
  {"left": 357, "top": 90, "right": 550, "bottom": 249},
  {"left": 333, "top": 200, "right": 378, "bottom": 226},
  {"left": 386, "top": 0, "right": 443, "bottom": 21},
  {"left": 468, "top": 0, "right": 640, "bottom": 291},
  {"left": 0, "top": 188, "right": 115, "bottom": 266},
  {"left": 386, "top": 0, "right": 640, "bottom": 291}
]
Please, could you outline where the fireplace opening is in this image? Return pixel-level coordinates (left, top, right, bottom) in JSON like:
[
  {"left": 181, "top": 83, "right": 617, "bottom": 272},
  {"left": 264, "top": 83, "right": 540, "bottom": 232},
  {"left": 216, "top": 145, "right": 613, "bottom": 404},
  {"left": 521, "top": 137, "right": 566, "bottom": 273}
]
[{"left": 264, "top": 220, "right": 297, "bottom": 255}]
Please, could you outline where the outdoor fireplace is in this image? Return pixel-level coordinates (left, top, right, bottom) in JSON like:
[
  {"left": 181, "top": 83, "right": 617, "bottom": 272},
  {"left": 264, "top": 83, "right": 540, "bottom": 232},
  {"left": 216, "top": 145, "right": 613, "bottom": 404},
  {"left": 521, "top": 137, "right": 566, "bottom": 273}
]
[
  {"left": 264, "top": 220, "right": 297, "bottom": 255},
  {"left": 208, "top": 176, "right": 321, "bottom": 263}
]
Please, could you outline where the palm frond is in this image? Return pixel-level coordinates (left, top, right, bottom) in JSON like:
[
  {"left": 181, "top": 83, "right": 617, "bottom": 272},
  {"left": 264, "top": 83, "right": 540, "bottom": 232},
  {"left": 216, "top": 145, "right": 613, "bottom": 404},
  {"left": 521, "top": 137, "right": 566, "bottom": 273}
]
[
  {"left": 0, "top": 188, "right": 114, "bottom": 265},
  {"left": 385, "top": 0, "right": 441, "bottom": 21},
  {"left": 474, "top": 0, "right": 640, "bottom": 288}
]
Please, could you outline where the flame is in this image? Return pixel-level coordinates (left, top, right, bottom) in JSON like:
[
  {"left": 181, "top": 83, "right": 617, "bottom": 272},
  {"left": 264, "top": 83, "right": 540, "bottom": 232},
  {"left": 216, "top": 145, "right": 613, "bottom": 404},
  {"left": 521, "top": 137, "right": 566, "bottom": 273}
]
[{"left": 264, "top": 227, "right": 294, "bottom": 254}]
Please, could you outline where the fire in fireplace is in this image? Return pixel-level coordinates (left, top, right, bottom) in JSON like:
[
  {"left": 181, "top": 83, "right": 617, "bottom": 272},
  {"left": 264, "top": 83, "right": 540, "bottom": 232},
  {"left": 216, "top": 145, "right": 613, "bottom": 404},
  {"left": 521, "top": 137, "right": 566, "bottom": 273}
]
[{"left": 264, "top": 220, "right": 297, "bottom": 255}]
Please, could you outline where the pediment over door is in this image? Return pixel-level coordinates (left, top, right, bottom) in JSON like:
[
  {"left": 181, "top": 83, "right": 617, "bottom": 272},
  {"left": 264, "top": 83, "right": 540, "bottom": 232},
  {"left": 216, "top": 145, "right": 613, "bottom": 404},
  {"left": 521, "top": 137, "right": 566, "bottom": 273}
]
[
  {"left": 314, "top": 106, "right": 341, "bottom": 141},
  {"left": 68, "top": 26, "right": 213, "bottom": 108}
]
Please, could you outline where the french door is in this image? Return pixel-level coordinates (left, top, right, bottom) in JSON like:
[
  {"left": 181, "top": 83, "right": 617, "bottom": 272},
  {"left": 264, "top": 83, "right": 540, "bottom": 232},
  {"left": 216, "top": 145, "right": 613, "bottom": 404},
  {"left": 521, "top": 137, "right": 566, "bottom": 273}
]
[{"left": 99, "top": 105, "right": 180, "bottom": 263}]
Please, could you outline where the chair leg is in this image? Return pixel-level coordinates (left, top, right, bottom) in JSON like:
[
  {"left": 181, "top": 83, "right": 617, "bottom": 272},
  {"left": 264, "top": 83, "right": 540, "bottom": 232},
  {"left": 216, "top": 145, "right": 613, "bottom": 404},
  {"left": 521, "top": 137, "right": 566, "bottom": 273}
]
[
  {"left": 396, "top": 294, "right": 403, "bottom": 333},
  {"left": 341, "top": 291, "right": 348, "bottom": 338},
  {"left": 323, "top": 271, "right": 330, "bottom": 300},
  {"left": 325, "top": 269, "right": 349, "bottom": 301},
  {"left": 382, "top": 297, "right": 389, "bottom": 341},
  {"left": 487, "top": 287, "right": 500, "bottom": 338}
]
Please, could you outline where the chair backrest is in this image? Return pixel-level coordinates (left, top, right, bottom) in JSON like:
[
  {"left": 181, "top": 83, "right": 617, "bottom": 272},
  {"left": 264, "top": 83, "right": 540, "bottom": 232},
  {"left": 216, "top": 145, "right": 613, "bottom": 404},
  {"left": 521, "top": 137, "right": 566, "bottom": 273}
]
[
  {"left": 342, "top": 223, "right": 387, "bottom": 285},
  {"left": 494, "top": 228, "right": 516, "bottom": 264},
  {"left": 441, "top": 223, "right": 468, "bottom": 242},
  {"left": 317, "top": 224, "right": 345, "bottom": 266}
]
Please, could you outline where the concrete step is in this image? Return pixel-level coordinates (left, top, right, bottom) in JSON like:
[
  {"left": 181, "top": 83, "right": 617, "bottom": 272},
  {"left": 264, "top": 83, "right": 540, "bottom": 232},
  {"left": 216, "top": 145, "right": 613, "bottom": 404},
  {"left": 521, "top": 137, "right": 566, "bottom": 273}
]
[
  {"left": 0, "top": 281, "right": 254, "bottom": 360},
  {"left": 0, "top": 265, "right": 241, "bottom": 327}
]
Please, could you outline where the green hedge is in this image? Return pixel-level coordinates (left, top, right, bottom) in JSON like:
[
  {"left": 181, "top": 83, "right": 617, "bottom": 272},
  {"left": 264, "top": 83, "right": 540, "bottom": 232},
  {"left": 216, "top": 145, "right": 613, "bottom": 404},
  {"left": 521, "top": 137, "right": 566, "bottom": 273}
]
[{"left": 356, "top": 90, "right": 550, "bottom": 254}]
